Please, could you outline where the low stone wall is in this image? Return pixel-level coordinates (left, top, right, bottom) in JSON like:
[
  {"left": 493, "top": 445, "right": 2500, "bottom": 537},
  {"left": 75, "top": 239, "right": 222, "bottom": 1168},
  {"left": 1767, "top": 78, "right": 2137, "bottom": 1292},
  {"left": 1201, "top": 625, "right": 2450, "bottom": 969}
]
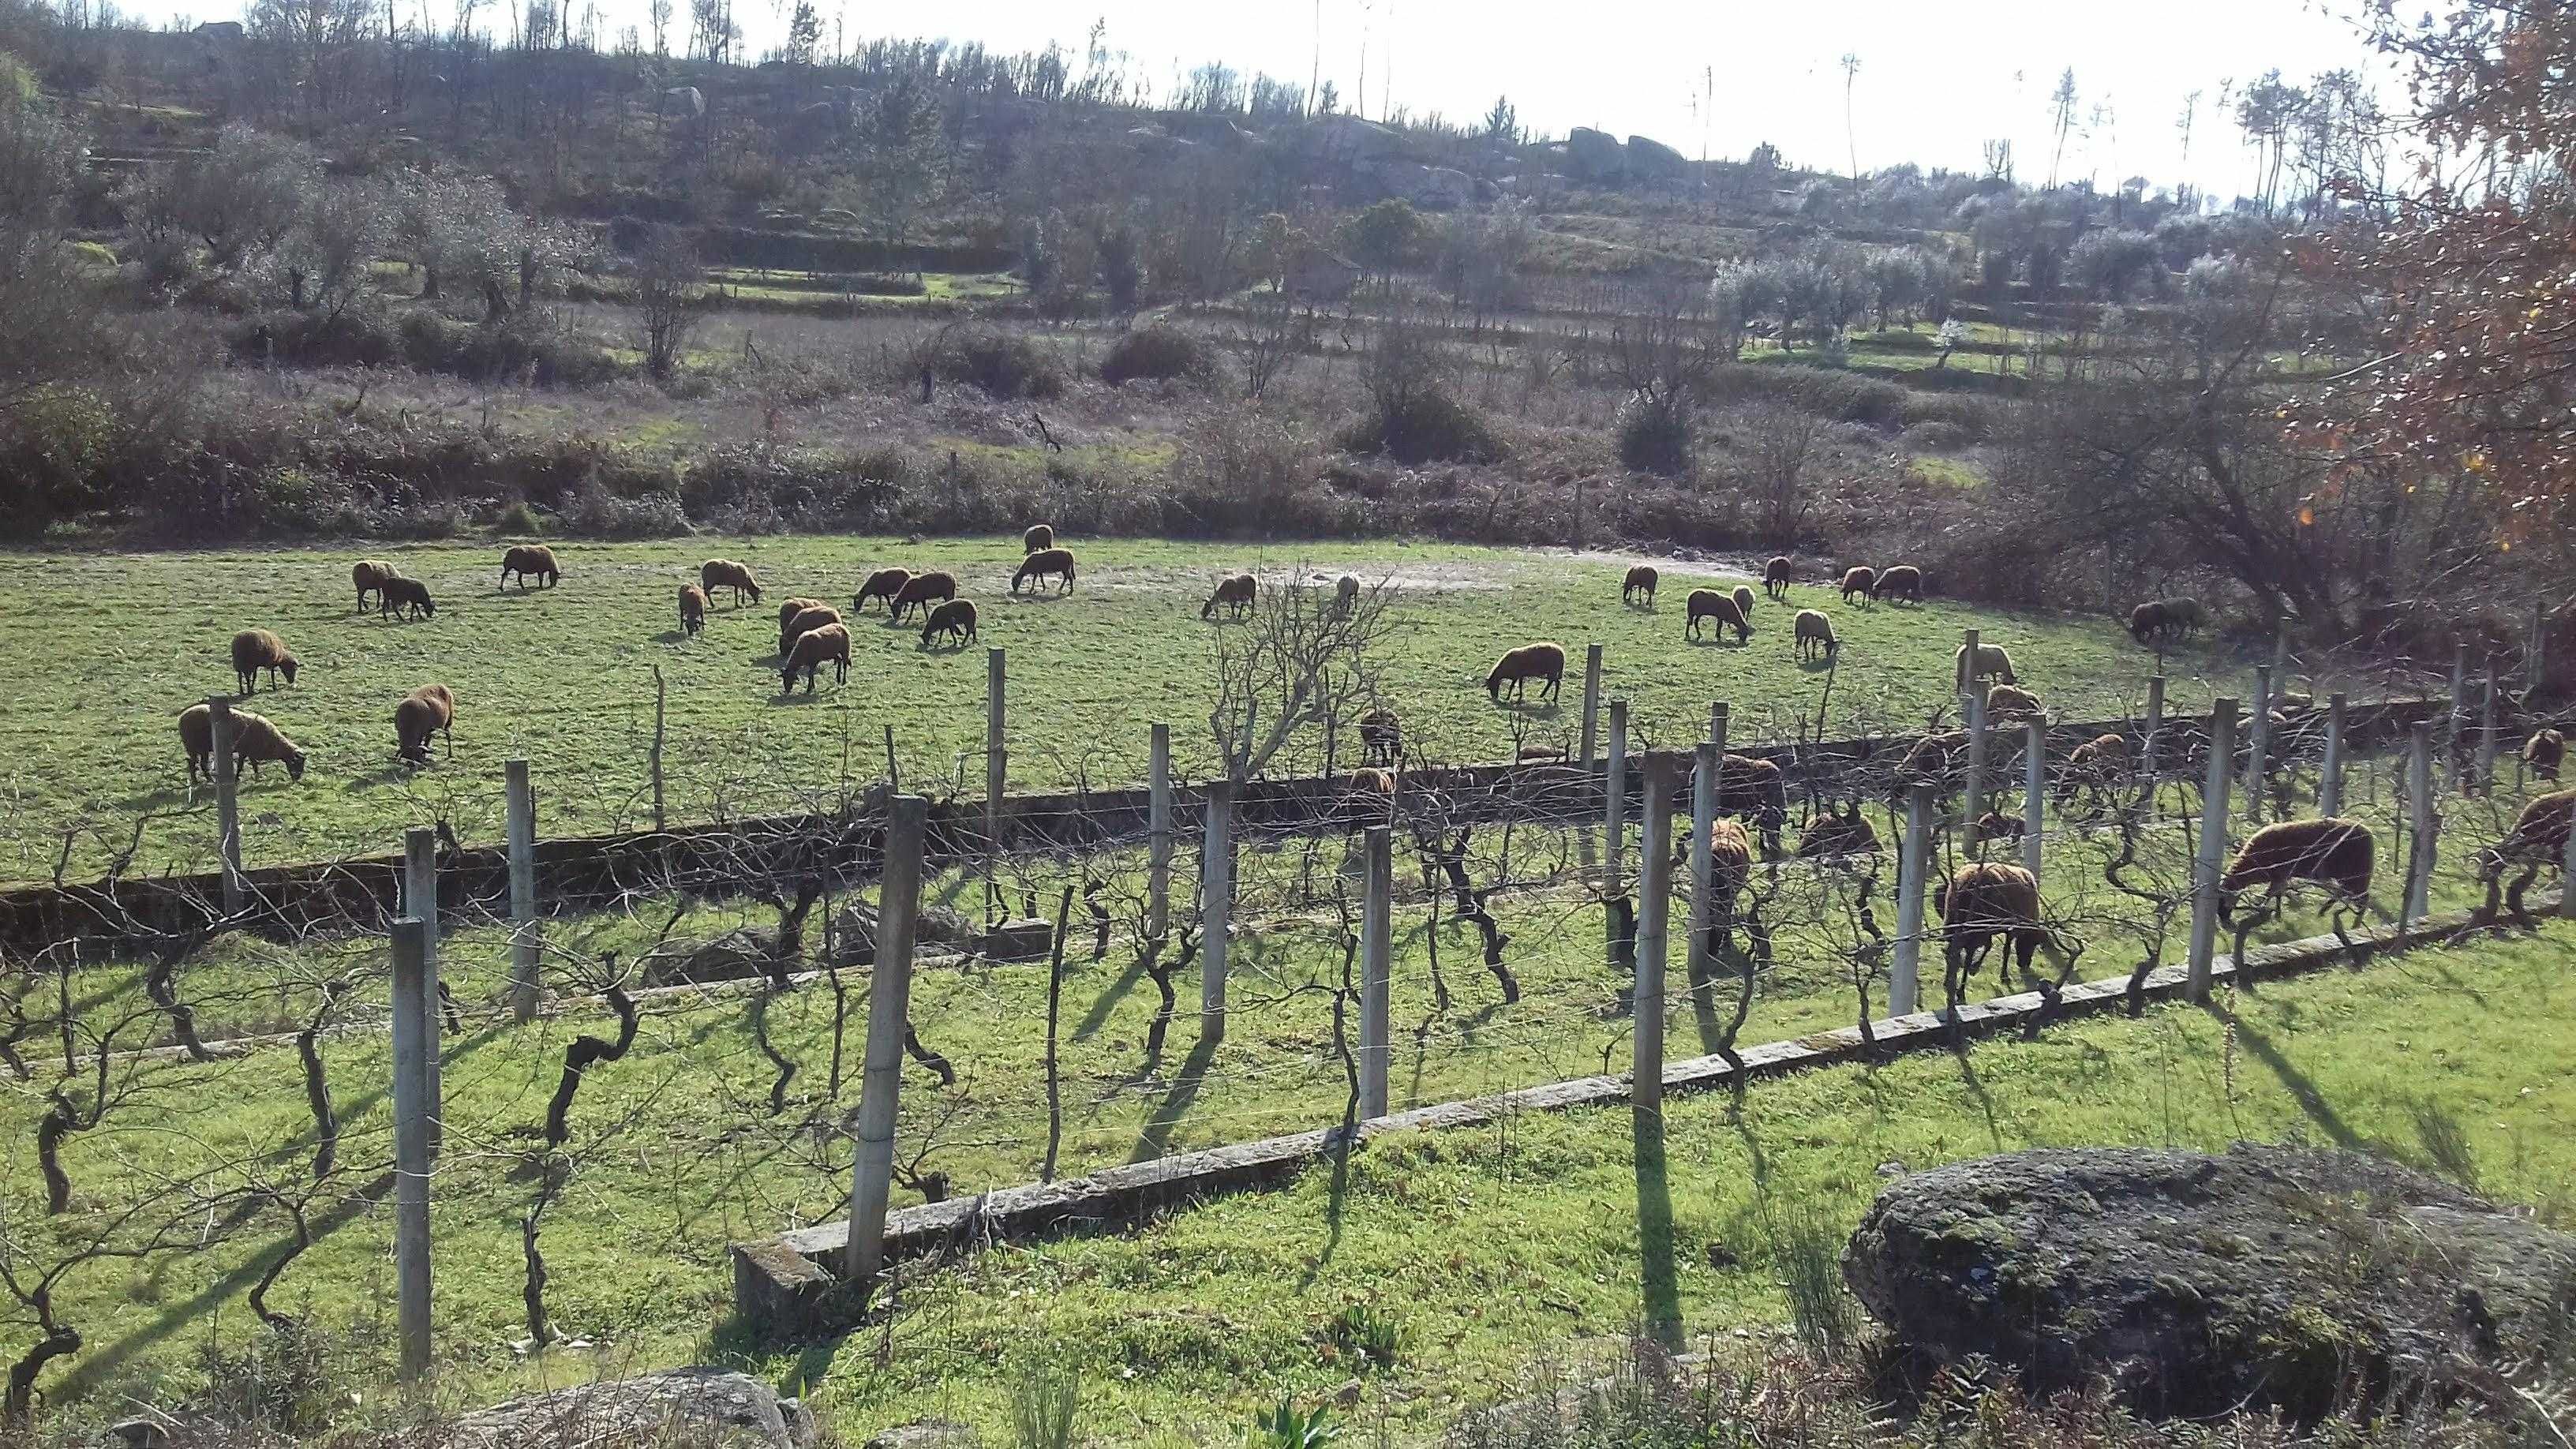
[{"left": 729, "top": 883, "right": 2522, "bottom": 1341}]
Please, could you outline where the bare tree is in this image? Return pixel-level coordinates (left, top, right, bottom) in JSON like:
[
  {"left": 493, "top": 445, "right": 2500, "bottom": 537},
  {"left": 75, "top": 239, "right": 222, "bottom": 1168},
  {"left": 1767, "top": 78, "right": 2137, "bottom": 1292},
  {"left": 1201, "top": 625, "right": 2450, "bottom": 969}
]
[
  {"left": 1204, "top": 576, "right": 1398, "bottom": 782},
  {"left": 634, "top": 225, "right": 706, "bottom": 380}
]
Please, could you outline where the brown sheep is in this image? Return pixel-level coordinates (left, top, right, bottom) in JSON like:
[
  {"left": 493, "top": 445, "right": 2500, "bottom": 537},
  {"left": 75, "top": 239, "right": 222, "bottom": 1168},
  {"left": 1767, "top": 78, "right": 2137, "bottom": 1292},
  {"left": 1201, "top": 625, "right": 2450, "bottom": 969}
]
[
  {"left": 781, "top": 605, "right": 843, "bottom": 658},
  {"left": 393, "top": 683, "right": 456, "bottom": 766},
  {"left": 1201, "top": 573, "right": 1257, "bottom": 620},
  {"left": 178, "top": 703, "right": 308, "bottom": 783},
  {"left": 1762, "top": 555, "right": 1792, "bottom": 601},
  {"left": 1872, "top": 564, "right": 1923, "bottom": 603},
  {"left": 891, "top": 570, "right": 958, "bottom": 622},
  {"left": 498, "top": 544, "right": 560, "bottom": 590},
  {"left": 1796, "top": 803, "right": 1881, "bottom": 859},
  {"left": 2218, "top": 817, "right": 2374, "bottom": 922},
  {"left": 700, "top": 559, "right": 762, "bottom": 607},
  {"left": 2477, "top": 788, "right": 2576, "bottom": 923},
  {"left": 679, "top": 584, "right": 708, "bottom": 637},
  {"left": 1731, "top": 584, "right": 1758, "bottom": 620},
  {"left": 1686, "top": 589, "right": 1750, "bottom": 643},
  {"left": 1716, "top": 753, "right": 1789, "bottom": 853},
  {"left": 2054, "top": 732, "right": 2129, "bottom": 812},
  {"left": 1347, "top": 766, "right": 1397, "bottom": 798},
  {"left": 1023, "top": 523, "right": 1054, "bottom": 554},
  {"left": 781, "top": 623, "right": 852, "bottom": 693},
  {"left": 1983, "top": 684, "right": 2046, "bottom": 722},
  {"left": 230, "top": 629, "right": 299, "bottom": 695},
  {"left": 853, "top": 567, "right": 912, "bottom": 614},
  {"left": 1955, "top": 642, "right": 2017, "bottom": 692},
  {"left": 1934, "top": 863, "right": 2069, "bottom": 1012},
  {"left": 1622, "top": 565, "right": 1658, "bottom": 606},
  {"left": 2127, "top": 600, "right": 2172, "bottom": 644},
  {"left": 352, "top": 560, "right": 395, "bottom": 614},
  {"left": 776, "top": 597, "right": 826, "bottom": 633},
  {"left": 1840, "top": 566, "right": 1876, "bottom": 604},
  {"left": 378, "top": 575, "right": 435, "bottom": 620},
  {"left": 1013, "top": 548, "right": 1077, "bottom": 595},
  {"left": 919, "top": 598, "right": 979, "bottom": 649},
  {"left": 2525, "top": 728, "right": 2565, "bottom": 783},
  {"left": 1335, "top": 575, "right": 1361, "bottom": 614},
  {"left": 1971, "top": 811, "right": 2027, "bottom": 846},
  {"left": 1794, "top": 608, "right": 1838, "bottom": 661},
  {"left": 1359, "top": 708, "right": 1400, "bottom": 766},
  {"left": 1485, "top": 642, "right": 1566, "bottom": 703}
]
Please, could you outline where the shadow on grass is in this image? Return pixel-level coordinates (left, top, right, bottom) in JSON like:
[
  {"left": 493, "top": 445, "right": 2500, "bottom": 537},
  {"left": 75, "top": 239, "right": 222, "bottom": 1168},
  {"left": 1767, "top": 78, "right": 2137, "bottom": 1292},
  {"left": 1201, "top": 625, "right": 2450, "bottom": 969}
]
[
  {"left": 2225, "top": 1008, "right": 2365, "bottom": 1150},
  {"left": 1633, "top": 1105, "right": 1683, "bottom": 1351},
  {"left": 1129, "top": 1031, "right": 1222, "bottom": 1164}
]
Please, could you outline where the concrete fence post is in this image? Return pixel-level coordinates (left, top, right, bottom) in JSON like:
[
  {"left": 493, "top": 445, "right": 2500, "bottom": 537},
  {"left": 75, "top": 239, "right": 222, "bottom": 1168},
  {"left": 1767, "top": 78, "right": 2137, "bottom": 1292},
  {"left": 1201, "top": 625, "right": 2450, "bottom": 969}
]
[
  {"left": 389, "top": 915, "right": 434, "bottom": 1381},
  {"left": 1358, "top": 825, "right": 1391, "bottom": 1120},
  {"left": 1200, "top": 781, "right": 1235, "bottom": 1043},
  {"left": 2478, "top": 661, "right": 2500, "bottom": 790},
  {"left": 2560, "top": 794, "right": 2576, "bottom": 923},
  {"left": 1960, "top": 687, "right": 1990, "bottom": 840},
  {"left": 1147, "top": 724, "right": 1172, "bottom": 942},
  {"left": 506, "top": 759, "right": 539, "bottom": 1023},
  {"left": 2185, "top": 698, "right": 2239, "bottom": 1002},
  {"left": 848, "top": 794, "right": 928, "bottom": 1294},
  {"left": 1633, "top": 754, "right": 1676, "bottom": 1111},
  {"left": 2532, "top": 593, "right": 2548, "bottom": 698},
  {"left": 2245, "top": 665, "right": 2273, "bottom": 822},
  {"left": 2022, "top": 719, "right": 2045, "bottom": 882},
  {"left": 2406, "top": 721, "right": 2436, "bottom": 924},
  {"left": 402, "top": 826, "right": 443, "bottom": 1159},
  {"left": 208, "top": 697, "right": 244, "bottom": 914},
  {"left": 1687, "top": 741, "right": 1717, "bottom": 987},
  {"left": 2320, "top": 693, "right": 2347, "bottom": 817},
  {"left": 985, "top": 647, "right": 1007, "bottom": 855},
  {"left": 1604, "top": 698, "right": 1630, "bottom": 898},
  {"left": 2140, "top": 674, "right": 2167, "bottom": 785},
  {"left": 1578, "top": 644, "right": 1604, "bottom": 768},
  {"left": 1892, "top": 782, "right": 1933, "bottom": 1017},
  {"left": 2450, "top": 645, "right": 2470, "bottom": 792},
  {"left": 1960, "top": 627, "right": 1980, "bottom": 697}
]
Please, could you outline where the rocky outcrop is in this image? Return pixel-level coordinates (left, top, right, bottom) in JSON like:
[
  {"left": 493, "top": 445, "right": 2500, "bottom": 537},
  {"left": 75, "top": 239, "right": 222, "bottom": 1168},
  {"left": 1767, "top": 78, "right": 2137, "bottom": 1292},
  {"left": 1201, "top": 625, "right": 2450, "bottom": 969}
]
[
  {"left": 1626, "top": 133, "right": 1689, "bottom": 178},
  {"left": 1565, "top": 126, "right": 1626, "bottom": 180},
  {"left": 449, "top": 1368, "right": 814, "bottom": 1447},
  {"left": 1844, "top": 1144, "right": 2576, "bottom": 1421}
]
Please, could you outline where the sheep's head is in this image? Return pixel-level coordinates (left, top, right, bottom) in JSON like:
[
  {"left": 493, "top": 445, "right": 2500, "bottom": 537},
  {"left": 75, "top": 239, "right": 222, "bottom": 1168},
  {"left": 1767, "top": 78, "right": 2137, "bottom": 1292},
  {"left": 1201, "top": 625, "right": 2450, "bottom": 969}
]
[
  {"left": 283, "top": 746, "right": 308, "bottom": 782},
  {"left": 279, "top": 657, "right": 300, "bottom": 686}
]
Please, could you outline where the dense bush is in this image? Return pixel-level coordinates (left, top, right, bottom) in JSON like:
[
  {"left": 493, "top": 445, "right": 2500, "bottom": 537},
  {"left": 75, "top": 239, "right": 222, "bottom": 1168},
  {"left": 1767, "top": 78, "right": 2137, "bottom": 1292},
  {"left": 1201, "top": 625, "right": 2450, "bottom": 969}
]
[
  {"left": 1170, "top": 409, "right": 1353, "bottom": 536},
  {"left": 1339, "top": 384, "right": 1503, "bottom": 466},
  {"left": 242, "top": 309, "right": 623, "bottom": 386},
  {"left": 1614, "top": 391, "right": 1692, "bottom": 477},
  {"left": 911, "top": 322, "right": 1064, "bottom": 399},
  {"left": 1099, "top": 325, "right": 1212, "bottom": 386}
]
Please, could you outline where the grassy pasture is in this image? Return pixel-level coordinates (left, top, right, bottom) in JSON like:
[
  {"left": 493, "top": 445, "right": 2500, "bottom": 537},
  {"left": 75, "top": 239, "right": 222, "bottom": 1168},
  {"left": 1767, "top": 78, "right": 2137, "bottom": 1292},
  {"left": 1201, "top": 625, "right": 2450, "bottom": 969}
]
[{"left": 0, "top": 540, "right": 2253, "bottom": 884}]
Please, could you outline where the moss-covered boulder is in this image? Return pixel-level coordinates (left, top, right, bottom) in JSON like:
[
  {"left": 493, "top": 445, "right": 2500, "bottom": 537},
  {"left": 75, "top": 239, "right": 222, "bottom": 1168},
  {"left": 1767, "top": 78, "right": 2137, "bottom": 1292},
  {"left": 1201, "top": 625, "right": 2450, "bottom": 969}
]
[{"left": 1843, "top": 1144, "right": 2576, "bottom": 1420}]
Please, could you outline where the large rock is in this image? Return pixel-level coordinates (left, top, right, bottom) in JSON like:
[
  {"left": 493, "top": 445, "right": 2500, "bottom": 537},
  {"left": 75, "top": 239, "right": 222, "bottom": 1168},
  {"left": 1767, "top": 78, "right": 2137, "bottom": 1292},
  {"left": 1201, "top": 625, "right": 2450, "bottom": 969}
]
[
  {"left": 1844, "top": 1145, "right": 2576, "bottom": 1420},
  {"left": 449, "top": 1368, "right": 814, "bottom": 1447},
  {"left": 1626, "top": 133, "right": 1689, "bottom": 178},
  {"left": 1565, "top": 126, "right": 1626, "bottom": 180}
]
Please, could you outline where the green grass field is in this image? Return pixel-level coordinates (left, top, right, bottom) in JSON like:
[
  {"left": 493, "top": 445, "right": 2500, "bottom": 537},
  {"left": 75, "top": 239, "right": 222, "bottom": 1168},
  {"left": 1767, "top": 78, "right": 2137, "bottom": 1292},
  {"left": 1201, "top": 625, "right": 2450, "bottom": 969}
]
[
  {"left": 27, "top": 908, "right": 2574, "bottom": 1440},
  {"left": 0, "top": 539, "right": 2258, "bottom": 884}
]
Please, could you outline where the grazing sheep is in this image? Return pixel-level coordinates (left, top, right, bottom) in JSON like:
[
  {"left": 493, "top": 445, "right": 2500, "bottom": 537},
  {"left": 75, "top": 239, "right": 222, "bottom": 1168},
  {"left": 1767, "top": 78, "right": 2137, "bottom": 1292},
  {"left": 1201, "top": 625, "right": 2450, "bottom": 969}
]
[
  {"left": 700, "top": 559, "right": 762, "bottom": 607},
  {"left": 853, "top": 567, "right": 912, "bottom": 614},
  {"left": 1335, "top": 575, "right": 1361, "bottom": 614},
  {"left": 780, "top": 605, "right": 843, "bottom": 658},
  {"left": 1622, "top": 565, "right": 1659, "bottom": 606},
  {"left": 2525, "top": 728, "right": 2565, "bottom": 783},
  {"left": 1793, "top": 608, "right": 1839, "bottom": 661},
  {"left": 1955, "top": 641, "right": 2017, "bottom": 692},
  {"left": 1347, "top": 766, "right": 1397, "bottom": 799},
  {"left": 2054, "top": 732, "right": 2130, "bottom": 812},
  {"left": 230, "top": 629, "right": 299, "bottom": 695},
  {"left": 1763, "top": 555, "right": 1792, "bottom": 601},
  {"left": 919, "top": 598, "right": 978, "bottom": 648},
  {"left": 1705, "top": 818, "right": 1754, "bottom": 926},
  {"left": 2160, "top": 597, "right": 2205, "bottom": 637},
  {"left": 393, "top": 683, "right": 456, "bottom": 766},
  {"left": 679, "top": 585, "right": 708, "bottom": 637},
  {"left": 781, "top": 622, "right": 852, "bottom": 692},
  {"left": 352, "top": 560, "right": 395, "bottom": 614},
  {"left": 1201, "top": 572, "right": 1258, "bottom": 620},
  {"left": 1872, "top": 564, "right": 1923, "bottom": 603},
  {"left": 2218, "top": 817, "right": 2375, "bottom": 922},
  {"left": 1934, "top": 863, "right": 2069, "bottom": 1010},
  {"left": 1796, "top": 803, "right": 1881, "bottom": 859},
  {"left": 1022, "top": 523, "right": 1054, "bottom": 554},
  {"left": 1731, "top": 584, "right": 1758, "bottom": 620},
  {"left": 891, "top": 570, "right": 959, "bottom": 622},
  {"left": 179, "top": 703, "right": 307, "bottom": 783},
  {"left": 1840, "top": 566, "right": 1876, "bottom": 605},
  {"left": 2476, "top": 788, "right": 2576, "bottom": 923},
  {"left": 1485, "top": 642, "right": 1566, "bottom": 704},
  {"left": 378, "top": 575, "right": 436, "bottom": 620},
  {"left": 1359, "top": 708, "right": 1400, "bottom": 766},
  {"left": 1983, "top": 684, "right": 2046, "bottom": 722},
  {"left": 1971, "top": 811, "right": 2026, "bottom": 847},
  {"left": 1717, "top": 753, "right": 1789, "bottom": 852},
  {"left": 498, "top": 545, "right": 560, "bottom": 590},
  {"left": 1685, "top": 589, "right": 1750, "bottom": 643},
  {"left": 1013, "top": 548, "right": 1077, "bottom": 595},
  {"left": 776, "top": 597, "right": 827, "bottom": 633},
  {"left": 2126, "top": 600, "right": 2170, "bottom": 643}
]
